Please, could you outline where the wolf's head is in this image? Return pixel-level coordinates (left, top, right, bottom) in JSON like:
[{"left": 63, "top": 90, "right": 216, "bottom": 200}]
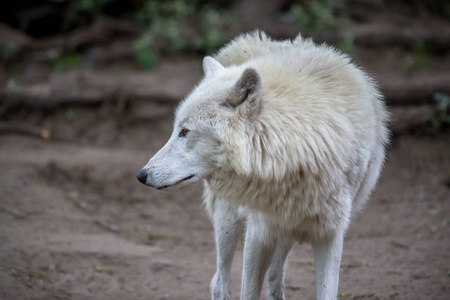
[{"left": 137, "top": 57, "right": 262, "bottom": 190}]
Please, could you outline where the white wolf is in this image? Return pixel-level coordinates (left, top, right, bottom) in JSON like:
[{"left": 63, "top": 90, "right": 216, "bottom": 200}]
[{"left": 137, "top": 31, "right": 389, "bottom": 300}]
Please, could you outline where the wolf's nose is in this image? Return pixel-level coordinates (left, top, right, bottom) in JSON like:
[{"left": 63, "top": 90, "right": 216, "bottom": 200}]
[{"left": 137, "top": 169, "right": 148, "bottom": 184}]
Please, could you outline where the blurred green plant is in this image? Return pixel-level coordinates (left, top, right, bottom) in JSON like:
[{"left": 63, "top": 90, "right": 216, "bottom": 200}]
[
  {"left": 75, "top": 0, "right": 115, "bottom": 16},
  {"left": 6, "top": 78, "right": 22, "bottom": 93},
  {"left": 1, "top": 42, "right": 22, "bottom": 62},
  {"left": 132, "top": 0, "right": 231, "bottom": 70},
  {"left": 64, "top": 109, "right": 77, "bottom": 123},
  {"left": 429, "top": 93, "right": 450, "bottom": 132},
  {"left": 135, "top": 0, "right": 195, "bottom": 26},
  {"left": 338, "top": 291, "right": 361, "bottom": 298},
  {"left": 290, "top": 0, "right": 343, "bottom": 32},
  {"left": 133, "top": 0, "right": 195, "bottom": 69},
  {"left": 195, "top": 8, "right": 229, "bottom": 55},
  {"left": 404, "top": 41, "right": 434, "bottom": 75},
  {"left": 132, "top": 33, "right": 158, "bottom": 70},
  {"left": 335, "top": 33, "right": 355, "bottom": 53},
  {"left": 47, "top": 51, "right": 83, "bottom": 72}
]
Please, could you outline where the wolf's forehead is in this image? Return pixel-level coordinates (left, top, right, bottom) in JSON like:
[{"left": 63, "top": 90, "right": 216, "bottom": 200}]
[
  {"left": 175, "top": 100, "right": 217, "bottom": 126},
  {"left": 174, "top": 75, "right": 235, "bottom": 125}
]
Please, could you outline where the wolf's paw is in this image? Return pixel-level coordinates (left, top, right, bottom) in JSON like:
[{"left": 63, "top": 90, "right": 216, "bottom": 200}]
[{"left": 210, "top": 271, "right": 231, "bottom": 300}]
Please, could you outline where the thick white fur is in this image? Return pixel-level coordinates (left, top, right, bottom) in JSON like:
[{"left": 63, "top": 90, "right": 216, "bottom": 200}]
[{"left": 139, "top": 31, "right": 389, "bottom": 300}]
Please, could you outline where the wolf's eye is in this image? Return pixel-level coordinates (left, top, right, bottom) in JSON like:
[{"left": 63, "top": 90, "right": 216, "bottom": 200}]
[{"left": 179, "top": 128, "right": 190, "bottom": 137}]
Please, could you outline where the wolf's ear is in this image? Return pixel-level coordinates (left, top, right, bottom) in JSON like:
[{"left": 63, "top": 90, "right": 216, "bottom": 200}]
[
  {"left": 203, "top": 56, "right": 224, "bottom": 77},
  {"left": 229, "top": 68, "right": 262, "bottom": 115}
]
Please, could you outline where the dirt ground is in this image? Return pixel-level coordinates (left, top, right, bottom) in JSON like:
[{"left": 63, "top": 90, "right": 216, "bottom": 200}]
[
  {"left": 0, "top": 58, "right": 449, "bottom": 300},
  {"left": 1, "top": 1, "right": 450, "bottom": 298}
]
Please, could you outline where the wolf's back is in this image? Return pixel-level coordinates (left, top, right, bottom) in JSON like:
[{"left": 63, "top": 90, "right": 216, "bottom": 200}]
[{"left": 214, "top": 30, "right": 314, "bottom": 67}]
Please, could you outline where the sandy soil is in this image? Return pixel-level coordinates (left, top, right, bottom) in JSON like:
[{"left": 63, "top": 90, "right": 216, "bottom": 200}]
[
  {"left": 0, "top": 81, "right": 449, "bottom": 300},
  {"left": 2, "top": 1, "right": 450, "bottom": 298}
]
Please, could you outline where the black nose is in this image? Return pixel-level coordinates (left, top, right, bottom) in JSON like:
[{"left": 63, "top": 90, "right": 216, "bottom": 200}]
[{"left": 137, "top": 169, "right": 148, "bottom": 184}]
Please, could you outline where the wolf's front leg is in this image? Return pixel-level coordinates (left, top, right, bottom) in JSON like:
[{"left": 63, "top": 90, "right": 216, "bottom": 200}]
[
  {"left": 313, "top": 228, "right": 345, "bottom": 300},
  {"left": 210, "top": 199, "right": 244, "bottom": 300},
  {"left": 265, "top": 239, "right": 294, "bottom": 300},
  {"left": 241, "top": 213, "right": 277, "bottom": 300}
]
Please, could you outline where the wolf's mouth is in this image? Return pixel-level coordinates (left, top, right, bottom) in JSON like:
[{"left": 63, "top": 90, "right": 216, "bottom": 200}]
[
  {"left": 157, "top": 174, "right": 196, "bottom": 190},
  {"left": 182, "top": 174, "right": 195, "bottom": 181}
]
